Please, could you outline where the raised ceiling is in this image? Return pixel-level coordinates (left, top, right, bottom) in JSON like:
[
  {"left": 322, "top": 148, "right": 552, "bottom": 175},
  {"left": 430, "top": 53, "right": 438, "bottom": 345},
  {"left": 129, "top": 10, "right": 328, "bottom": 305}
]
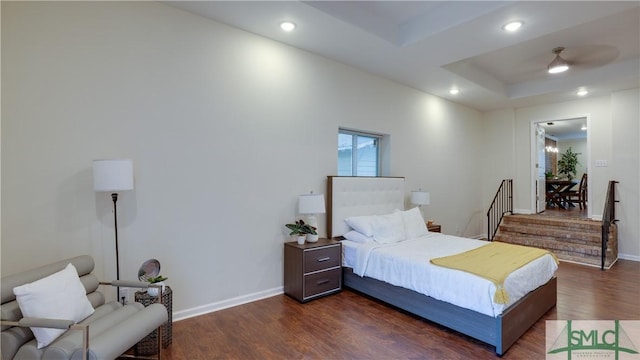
[{"left": 165, "top": 1, "right": 640, "bottom": 112}]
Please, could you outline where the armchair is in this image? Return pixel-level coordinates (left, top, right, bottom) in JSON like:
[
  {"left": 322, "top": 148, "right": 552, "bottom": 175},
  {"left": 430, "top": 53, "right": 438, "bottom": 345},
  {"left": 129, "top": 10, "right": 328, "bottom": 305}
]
[{"left": 1, "top": 255, "right": 168, "bottom": 360}]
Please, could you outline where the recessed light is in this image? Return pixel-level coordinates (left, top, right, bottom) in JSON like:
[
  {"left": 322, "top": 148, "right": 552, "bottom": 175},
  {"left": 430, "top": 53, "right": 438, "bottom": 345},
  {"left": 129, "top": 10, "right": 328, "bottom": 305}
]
[
  {"left": 280, "top": 21, "right": 296, "bottom": 32},
  {"left": 577, "top": 89, "right": 589, "bottom": 96},
  {"left": 502, "top": 21, "right": 523, "bottom": 32},
  {"left": 581, "top": 125, "right": 587, "bottom": 131},
  {"left": 449, "top": 88, "right": 460, "bottom": 95}
]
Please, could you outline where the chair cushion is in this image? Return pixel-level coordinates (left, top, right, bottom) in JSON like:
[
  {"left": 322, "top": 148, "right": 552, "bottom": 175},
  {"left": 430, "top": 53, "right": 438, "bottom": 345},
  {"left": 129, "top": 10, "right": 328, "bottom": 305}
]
[{"left": 13, "top": 263, "right": 95, "bottom": 349}]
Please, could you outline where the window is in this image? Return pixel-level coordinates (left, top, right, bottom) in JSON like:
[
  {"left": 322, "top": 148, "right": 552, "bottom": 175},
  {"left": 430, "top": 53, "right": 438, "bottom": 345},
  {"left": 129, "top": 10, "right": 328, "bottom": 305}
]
[{"left": 338, "top": 129, "right": 380, "bottom": 176}]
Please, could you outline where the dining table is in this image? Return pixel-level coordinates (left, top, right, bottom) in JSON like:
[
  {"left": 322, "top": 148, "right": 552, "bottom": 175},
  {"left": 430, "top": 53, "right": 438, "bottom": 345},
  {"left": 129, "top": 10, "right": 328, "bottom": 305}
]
[{"left": 546, "top": 179, "right": 578, "bottom": 209}]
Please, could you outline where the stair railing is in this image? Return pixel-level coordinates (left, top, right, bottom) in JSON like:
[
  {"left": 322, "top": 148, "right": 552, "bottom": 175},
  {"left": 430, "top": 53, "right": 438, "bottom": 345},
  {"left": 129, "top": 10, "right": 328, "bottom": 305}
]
[
  {"left": 487, "top": 179, "right": 513, "bottom": 241},
  {"left": 601, "top": 180, "right": 619, "bottom": 270}
]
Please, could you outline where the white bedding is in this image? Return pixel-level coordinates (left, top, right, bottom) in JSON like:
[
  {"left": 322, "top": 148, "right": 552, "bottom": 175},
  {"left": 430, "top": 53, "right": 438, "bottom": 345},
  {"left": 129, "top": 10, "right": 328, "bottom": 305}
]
[{"left": 341, "top": 233, "right": 558, "bottom": 317}]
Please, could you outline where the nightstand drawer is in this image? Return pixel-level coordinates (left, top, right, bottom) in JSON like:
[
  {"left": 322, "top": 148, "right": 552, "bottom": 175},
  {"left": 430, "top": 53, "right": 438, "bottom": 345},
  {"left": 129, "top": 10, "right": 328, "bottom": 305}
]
[
  {"left": 303, "top": 245, "right": 340, "bottom": 273},
  {"left": 303, "top": 268, "right": 341, "bottom": 298}
]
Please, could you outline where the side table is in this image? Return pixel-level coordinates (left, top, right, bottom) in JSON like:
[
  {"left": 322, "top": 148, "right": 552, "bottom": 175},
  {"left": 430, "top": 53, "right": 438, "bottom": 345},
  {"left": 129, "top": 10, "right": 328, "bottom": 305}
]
[
  {"left": 134, "top": 286, "right": 173, "bottom": 355},
  {"left": 427, "top": 223, "right": 441, "bottom": 233},
  {"left": 284, "top": 238, "right": 342, "bottom": 302}
]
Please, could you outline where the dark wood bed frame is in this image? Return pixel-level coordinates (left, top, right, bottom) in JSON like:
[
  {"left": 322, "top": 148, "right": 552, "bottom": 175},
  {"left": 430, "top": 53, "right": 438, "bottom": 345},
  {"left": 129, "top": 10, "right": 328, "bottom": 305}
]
[{"left": 327, "top": 176, "right": 557, "bottom": 356}]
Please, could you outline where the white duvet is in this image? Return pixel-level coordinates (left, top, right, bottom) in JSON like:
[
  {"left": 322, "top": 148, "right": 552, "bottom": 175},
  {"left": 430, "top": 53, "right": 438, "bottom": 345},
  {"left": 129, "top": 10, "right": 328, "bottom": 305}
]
[{"left": 341, "top": 233, "right": 558, "bottom": 317}]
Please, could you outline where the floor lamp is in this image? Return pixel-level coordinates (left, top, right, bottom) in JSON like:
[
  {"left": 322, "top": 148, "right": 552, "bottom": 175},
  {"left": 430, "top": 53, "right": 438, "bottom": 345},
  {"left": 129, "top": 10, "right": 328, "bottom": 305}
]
[{"left": 93, "top": 159, "right": 134, "bottom": 303}]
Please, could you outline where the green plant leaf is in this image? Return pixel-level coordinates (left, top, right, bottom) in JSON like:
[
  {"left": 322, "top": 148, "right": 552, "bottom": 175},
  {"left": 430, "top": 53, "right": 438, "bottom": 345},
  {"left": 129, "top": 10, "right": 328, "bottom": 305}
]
[{"left": 147, "top": 275, "right": 168, "bottom": 283}]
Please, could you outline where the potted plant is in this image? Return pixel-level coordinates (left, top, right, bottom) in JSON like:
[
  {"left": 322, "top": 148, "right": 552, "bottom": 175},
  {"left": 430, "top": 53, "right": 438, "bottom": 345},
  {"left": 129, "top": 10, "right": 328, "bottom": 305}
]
[
  {"left": 146, "top": 275, "right": 167, "bottom": 297},
  {"left": 557, "top": 147, "right": 581, "bottom": 181},
  {"left": 286, "top": 219, "right": 317, "bottom": 244}
]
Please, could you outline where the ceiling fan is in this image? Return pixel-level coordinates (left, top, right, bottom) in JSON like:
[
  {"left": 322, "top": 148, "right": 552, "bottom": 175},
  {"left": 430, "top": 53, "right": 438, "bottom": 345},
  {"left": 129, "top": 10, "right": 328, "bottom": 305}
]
[{"left": 547, "top": 45, "right": 620, "bottom": 74}]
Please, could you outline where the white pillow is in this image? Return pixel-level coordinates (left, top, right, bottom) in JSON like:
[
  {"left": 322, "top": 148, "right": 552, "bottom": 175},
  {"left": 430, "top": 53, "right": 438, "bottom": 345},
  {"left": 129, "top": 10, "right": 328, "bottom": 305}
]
[
  {"left": 399, "top": 207, "right": 429, "bottom": 239},
  {"left": 13, "top": 263, "right": 95, "bottom": 349},
  {"left": 372, "top": 212, "right": 406, "bottom": 244},
  {"left": 343, "top": 230, "right": 374, "bottom": 243},
  {"left": 344, "top": 215, "right": 378, "bottom": 237}
]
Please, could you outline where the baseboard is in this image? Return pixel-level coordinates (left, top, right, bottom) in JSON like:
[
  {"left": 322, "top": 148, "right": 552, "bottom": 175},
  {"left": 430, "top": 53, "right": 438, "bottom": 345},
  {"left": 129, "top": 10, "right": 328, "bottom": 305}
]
[
  {"left": 172, "top": 287, "right": 283, "bottom": 322},
  {"left": 619, "top": 253, "right": 640, "bottom": 262},
  {"left": 513, "top": 209, "right": 534, "bottom": 215}
]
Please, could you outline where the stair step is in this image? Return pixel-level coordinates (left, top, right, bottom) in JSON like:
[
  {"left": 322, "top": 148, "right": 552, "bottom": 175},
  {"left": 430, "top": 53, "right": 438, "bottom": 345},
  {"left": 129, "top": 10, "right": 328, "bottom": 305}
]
[
  {"left": 494, "top": 214, "right": 618, "bottom": 268},
  {"left": 497, "top": 224, "right": 600, "bottom": 244},
  {"left": 502, "top": 214, "right": 601, "bottom": 231},
  {"left": 494, "top": 236, "right": 602, "bottom": 255}
]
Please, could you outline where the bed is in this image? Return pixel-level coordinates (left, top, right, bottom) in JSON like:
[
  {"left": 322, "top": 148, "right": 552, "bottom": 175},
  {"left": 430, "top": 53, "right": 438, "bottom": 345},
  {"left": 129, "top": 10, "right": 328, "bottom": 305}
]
[{"left": 327, "top": 176, "right": 558, "bottom": 356}]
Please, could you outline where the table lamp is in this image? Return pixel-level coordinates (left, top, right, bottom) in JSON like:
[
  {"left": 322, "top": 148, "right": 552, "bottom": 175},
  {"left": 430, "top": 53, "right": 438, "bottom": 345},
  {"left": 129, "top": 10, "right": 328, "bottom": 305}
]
[
  {"left": 411, "top": 189, "right": 430, "bottom": 218},
  {"left": 298, "top": 192, "right": 325, "bottom": 242}
]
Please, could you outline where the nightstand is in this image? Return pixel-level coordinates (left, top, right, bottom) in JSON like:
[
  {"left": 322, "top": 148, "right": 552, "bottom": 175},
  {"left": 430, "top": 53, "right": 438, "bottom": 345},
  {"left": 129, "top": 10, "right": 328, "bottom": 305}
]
[
  {"left": 284, "top": 238, "right": 342, "bottom": 302},
  {"left": 427, "top": 223, "right": 442, "bottom": 233}
]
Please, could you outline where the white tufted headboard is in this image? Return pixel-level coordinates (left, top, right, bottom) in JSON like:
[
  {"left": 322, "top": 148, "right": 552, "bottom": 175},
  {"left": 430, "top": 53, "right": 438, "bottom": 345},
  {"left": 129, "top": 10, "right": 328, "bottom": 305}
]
[{"left": 327, "top": 176, "right": 405, "bottom": 238}]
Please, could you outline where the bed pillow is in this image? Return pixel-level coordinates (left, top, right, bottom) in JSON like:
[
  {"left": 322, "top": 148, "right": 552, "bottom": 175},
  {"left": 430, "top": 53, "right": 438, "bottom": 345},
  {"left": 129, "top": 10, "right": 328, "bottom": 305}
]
[
  {"left": 344, "top": 215, "right": 378, "bottom": 237},
  {"left": 343, "top": 230, "right": 374, "bottom": 243},
  {"left": 372, "top": 212, "right": 406, "bottom": 243},
  {"left": 400, "top": 207, "right": 429, "bottom": 239},
  {"left": 13, "top": 263, "right": 95, "bottom": 349}
]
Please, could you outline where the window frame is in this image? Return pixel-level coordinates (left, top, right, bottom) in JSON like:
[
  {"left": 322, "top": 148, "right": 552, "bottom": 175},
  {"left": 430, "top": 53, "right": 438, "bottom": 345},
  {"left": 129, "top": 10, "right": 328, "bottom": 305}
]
[{"left": 338, "top": 129, "right": 382, "bottom": 177}]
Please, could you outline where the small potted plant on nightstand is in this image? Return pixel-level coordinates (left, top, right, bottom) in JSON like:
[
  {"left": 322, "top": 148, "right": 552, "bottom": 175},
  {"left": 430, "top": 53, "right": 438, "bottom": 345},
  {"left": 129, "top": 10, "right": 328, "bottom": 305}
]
[{"left": 286, "top": 219, "right": 317, "bottom": 244}]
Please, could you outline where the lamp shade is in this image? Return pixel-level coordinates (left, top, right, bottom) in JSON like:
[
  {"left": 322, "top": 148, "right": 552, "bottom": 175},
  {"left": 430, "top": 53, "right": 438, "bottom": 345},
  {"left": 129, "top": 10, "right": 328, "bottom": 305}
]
[
  {"left": 411, "top": 190, "right": 430, "bottom": 206},
  {"left": 93, "top": 159, "right": 134, "bottom": 192},
  {"left": 298, "top": 193, "right": 325, "bottom": 214}
]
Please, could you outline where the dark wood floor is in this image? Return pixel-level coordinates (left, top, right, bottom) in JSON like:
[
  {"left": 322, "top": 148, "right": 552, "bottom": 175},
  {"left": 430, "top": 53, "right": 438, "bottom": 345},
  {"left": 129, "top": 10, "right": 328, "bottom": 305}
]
[{"left": 161, "top": 260, "right": 639, "bottom": 359}]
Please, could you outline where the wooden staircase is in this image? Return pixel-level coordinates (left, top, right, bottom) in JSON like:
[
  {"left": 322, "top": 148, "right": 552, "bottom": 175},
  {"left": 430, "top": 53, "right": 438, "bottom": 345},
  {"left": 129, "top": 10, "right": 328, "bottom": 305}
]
[{"left": 494, "top": 214, "right": 618, "bottom": 268}]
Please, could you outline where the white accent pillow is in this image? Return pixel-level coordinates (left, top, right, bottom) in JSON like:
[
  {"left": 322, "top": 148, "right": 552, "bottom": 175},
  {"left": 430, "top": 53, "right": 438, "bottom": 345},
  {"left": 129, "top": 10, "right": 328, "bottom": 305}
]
[
  {"left": 399, "top": 207, "right": 429, "bottom": 239},
  {"left": 372, "top": 212, "right": 406, "bottom": 243},
  {"left": 343, "top": 230, "right": 374, "bottom": 243},
  {"left": 13, "top": 263, "right": 95, "bottom": 349},
  {"left": 344, "top": 215, "right": 378, "bottom": 237}
]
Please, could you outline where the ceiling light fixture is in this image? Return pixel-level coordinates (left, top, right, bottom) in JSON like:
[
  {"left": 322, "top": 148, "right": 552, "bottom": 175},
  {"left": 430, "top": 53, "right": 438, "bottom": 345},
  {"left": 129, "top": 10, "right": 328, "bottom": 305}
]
[
  {"left": 449, "top": 88, "right": 460, "bottom": 95},
  {"left": 577, "top": 89, "right": 589, "bottom": 96},
  {"left": 581, "top": 125, "right": 587, "bottom": 131},
  {"left": 280, "top": 21, "right": 296, "bottom": 32},
  {"left": 548, "top": 47, "right": 569, "bottom": 74},
  {"left": 502, "top": 21, "right": 523, "bottom": 32}
]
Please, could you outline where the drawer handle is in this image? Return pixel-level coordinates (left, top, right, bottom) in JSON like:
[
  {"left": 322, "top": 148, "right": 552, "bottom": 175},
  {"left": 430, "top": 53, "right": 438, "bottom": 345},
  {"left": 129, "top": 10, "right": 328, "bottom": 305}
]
[
  {"left": 316, "top": 279, "right": 329, "bottom": 285},
  {"left": 316, "top": 257, "right": 331, "bottom": 262}
]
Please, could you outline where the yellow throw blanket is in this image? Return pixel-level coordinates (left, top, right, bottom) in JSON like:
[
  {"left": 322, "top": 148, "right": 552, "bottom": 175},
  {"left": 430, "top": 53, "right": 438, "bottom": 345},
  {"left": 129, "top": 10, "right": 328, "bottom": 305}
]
[{"left": 430, "top": 242, "right": 558, "bottom": 304}]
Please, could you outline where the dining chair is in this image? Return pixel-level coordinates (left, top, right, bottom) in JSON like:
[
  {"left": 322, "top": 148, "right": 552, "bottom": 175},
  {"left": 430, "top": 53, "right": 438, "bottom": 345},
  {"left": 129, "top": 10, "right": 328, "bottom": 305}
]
[{"left": 564, "top": 173, "right": 588, "bottom": 209}]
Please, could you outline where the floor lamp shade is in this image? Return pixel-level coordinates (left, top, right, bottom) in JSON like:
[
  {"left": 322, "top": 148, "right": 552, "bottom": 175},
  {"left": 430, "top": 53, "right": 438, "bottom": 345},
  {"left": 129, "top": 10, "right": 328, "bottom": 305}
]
[{"left": 93, "top": 159, "right": 134, "bottom": 192}]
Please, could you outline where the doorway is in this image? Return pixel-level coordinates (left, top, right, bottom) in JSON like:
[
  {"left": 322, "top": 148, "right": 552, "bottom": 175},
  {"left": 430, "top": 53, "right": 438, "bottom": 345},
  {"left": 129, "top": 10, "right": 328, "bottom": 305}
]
[{"left": 532, "top": 117, "right": 590, "bottom": 218}]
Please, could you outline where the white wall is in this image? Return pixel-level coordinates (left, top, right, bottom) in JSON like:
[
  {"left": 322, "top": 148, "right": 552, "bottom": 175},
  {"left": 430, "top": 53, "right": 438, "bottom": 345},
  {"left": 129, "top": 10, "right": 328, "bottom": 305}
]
[
  {"left": 611, "top": 89, "right": 640, "bottom": 259},
  {"left": 483, "top": 93, "right": 640, "bottom": 260},
  {"left": 1, "top": 2, "right": 484, "bottom": 316}
]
